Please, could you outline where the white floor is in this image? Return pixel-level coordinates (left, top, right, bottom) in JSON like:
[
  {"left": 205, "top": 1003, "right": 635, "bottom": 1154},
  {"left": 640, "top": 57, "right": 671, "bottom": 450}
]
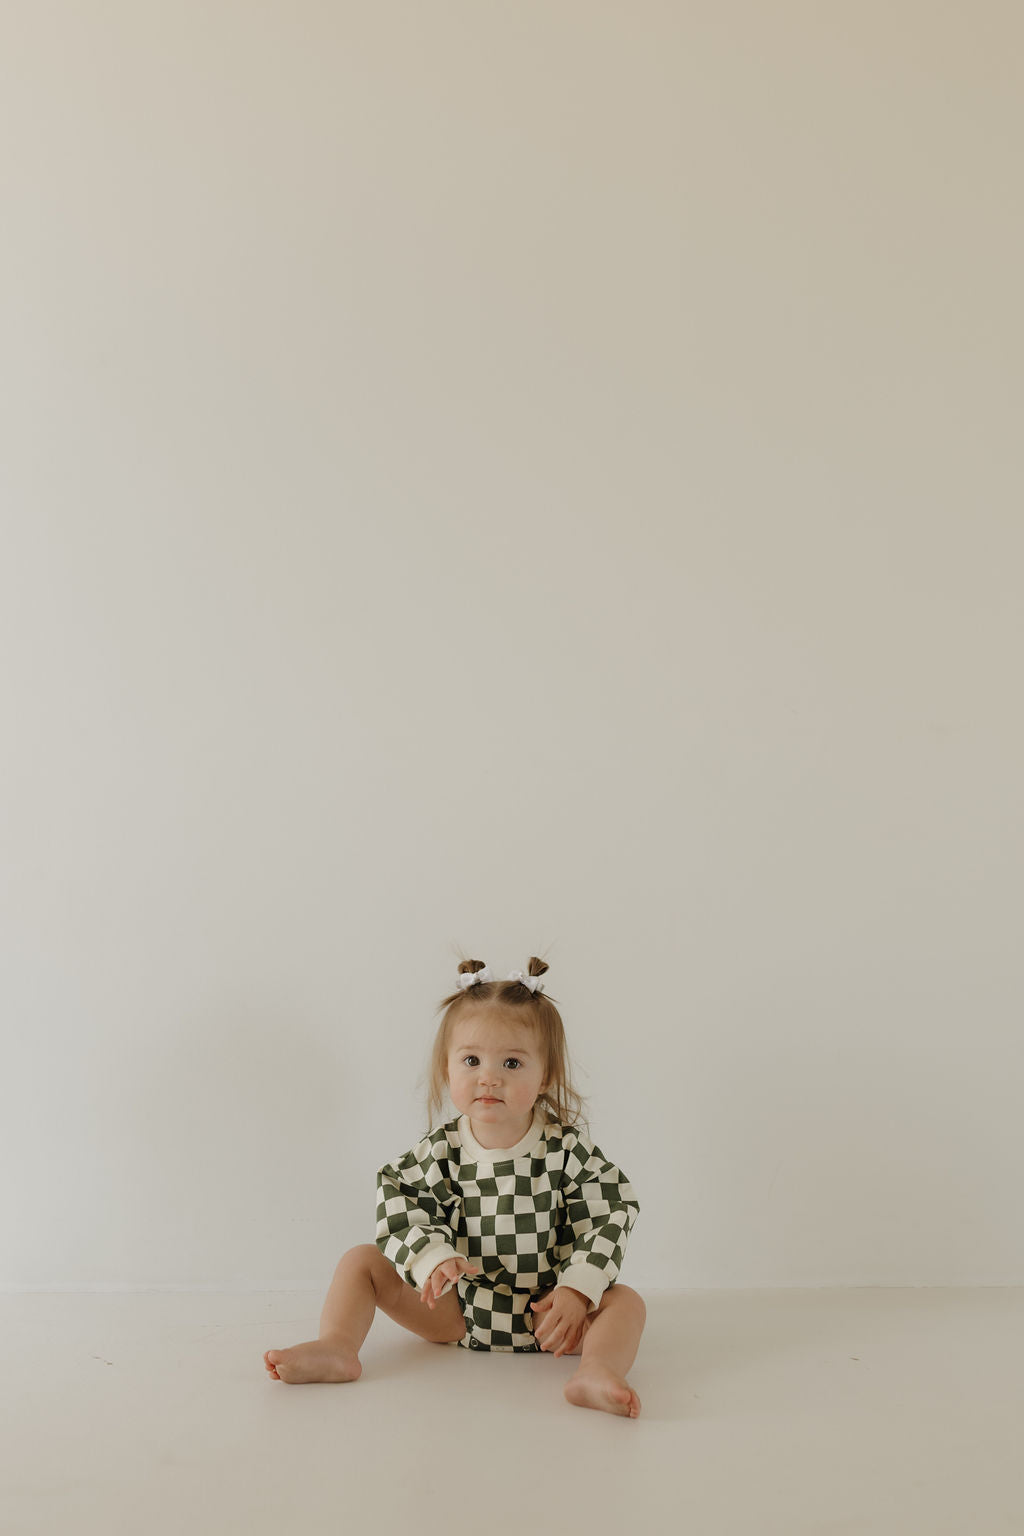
[{"left": 4, "top": 1287, "right": 1023, "bottom": 1535}]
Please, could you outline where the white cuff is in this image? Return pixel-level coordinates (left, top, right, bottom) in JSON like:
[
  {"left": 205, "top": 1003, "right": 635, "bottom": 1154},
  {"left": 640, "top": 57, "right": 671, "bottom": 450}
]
[
  {"left": 555, "top": 1264, "right": 608, "bottom": 1313},
  {"left": 409, "top": 1243, "right": 461, "bottom": 1294}
]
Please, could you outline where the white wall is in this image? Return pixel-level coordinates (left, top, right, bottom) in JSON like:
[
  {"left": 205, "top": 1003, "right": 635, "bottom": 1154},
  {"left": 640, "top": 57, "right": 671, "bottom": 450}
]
[{"left": 1, "top": 2, "right": 1021, "bottom": 1291}]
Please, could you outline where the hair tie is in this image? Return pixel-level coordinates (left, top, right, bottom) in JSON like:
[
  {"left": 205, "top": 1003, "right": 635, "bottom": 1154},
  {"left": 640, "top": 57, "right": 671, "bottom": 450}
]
[
  {"left": 507, "top": 970, "right": 544, "bottom": 994},
  {"left": 457, "top": 965, "right": 493, "bottom": 990}
]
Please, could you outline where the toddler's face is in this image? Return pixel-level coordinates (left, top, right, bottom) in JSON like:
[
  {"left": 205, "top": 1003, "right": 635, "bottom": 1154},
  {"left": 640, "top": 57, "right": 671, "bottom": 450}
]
[{"left": 446, "top": 1008, "right": 547, "bottom": 1143}]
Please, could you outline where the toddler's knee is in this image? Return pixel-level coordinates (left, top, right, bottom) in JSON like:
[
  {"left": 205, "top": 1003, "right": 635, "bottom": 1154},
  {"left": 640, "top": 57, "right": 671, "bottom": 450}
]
[
  {"left": 349, "top": 1243, "right": 404, "bottom": 1303},
  {"left": 349, "top": 1243, "right": 380, "bottom": 1263},
  {"left": 339, "top": 1243, "right": 384, "bottom": 1279},
  {"left": 615, "top": 1285, "right": 646, "bottom": 1320}
]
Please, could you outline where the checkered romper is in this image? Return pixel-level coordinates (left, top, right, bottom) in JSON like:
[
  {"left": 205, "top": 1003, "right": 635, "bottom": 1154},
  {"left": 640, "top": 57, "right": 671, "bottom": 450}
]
[{"left": 376, "top": 1107, "right": 639, "bottom": 1351}]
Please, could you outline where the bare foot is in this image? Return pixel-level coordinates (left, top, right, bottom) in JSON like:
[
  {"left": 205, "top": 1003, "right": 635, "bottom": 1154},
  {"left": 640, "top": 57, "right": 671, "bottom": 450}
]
[
  {"left": 564, "top": 1362, "right": 641, "bottom": 1418},
  {"left": 264, "top": 1337, "right": 362, "bottom": 1384}
]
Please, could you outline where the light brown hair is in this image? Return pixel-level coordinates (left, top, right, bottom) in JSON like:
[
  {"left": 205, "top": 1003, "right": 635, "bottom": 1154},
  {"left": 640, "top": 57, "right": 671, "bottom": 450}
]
[{"left": 420, "top": 955, "right": 590, "bottom": 1138}]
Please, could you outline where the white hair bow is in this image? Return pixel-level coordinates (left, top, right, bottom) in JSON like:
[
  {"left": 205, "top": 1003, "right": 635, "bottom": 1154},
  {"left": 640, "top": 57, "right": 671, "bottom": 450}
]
[
  {"left": 506, "top": 970, "right": 544, "bottom": 994},
  {"left": 457, "top": 966, "right": 493, "bottom": 990}
]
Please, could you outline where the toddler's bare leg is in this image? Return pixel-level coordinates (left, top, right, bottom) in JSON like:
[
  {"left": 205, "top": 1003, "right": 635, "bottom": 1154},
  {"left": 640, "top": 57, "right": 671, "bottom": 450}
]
[
  {"left": 318, "top": 1245, "right": 378, "bottom": 1347},
  {"left": 264, "top": 1245, "right": 378, "bottom": 1384},
  {"left": 264, "top": 1244, "right": 464, "bottom": 1383},
  {"left": 564, "top": 1286, "right": 646, "bottom": 1419}
]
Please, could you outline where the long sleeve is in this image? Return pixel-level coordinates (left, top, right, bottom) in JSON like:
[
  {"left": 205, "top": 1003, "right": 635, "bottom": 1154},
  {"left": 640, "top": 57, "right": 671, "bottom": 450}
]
[
  {"left": 552, "top": 1133, "right": 640, "bottom": 1313},
  {"left": 376, "top": 1151, "right": 460, "bottom": 1293}
]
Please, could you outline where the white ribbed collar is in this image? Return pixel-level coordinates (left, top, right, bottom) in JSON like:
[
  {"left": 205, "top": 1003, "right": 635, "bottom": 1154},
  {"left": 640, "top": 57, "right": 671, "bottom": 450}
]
[{"left": 457, "top": 1106, "right": 547, "bottom": 1162}]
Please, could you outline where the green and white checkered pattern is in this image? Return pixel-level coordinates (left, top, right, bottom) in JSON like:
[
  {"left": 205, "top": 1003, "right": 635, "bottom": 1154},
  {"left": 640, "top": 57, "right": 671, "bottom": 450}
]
[{"left": 376, "top": 1113, "right": 639, "bottom": 1352}]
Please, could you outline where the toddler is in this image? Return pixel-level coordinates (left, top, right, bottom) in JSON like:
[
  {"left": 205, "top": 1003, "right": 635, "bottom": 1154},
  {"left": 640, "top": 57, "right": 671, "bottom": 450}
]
[{"left": 264, "top": 956, "right": 645, "bottom": 1417}]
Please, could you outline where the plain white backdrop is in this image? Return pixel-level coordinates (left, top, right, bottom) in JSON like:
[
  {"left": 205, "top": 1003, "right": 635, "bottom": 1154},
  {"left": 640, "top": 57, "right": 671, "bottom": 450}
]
[{"left": 1, "top": 1, "right": 1021, "bottom": 1295}]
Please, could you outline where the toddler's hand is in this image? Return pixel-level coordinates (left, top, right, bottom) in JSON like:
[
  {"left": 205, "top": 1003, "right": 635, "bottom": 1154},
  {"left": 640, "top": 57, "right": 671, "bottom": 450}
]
[
  {"left": 530, "top": 1285, "right": 588, "bottom": 1356},
  {"left": 420, "top": 1256, "right": 480, "bottom": 1307}
]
